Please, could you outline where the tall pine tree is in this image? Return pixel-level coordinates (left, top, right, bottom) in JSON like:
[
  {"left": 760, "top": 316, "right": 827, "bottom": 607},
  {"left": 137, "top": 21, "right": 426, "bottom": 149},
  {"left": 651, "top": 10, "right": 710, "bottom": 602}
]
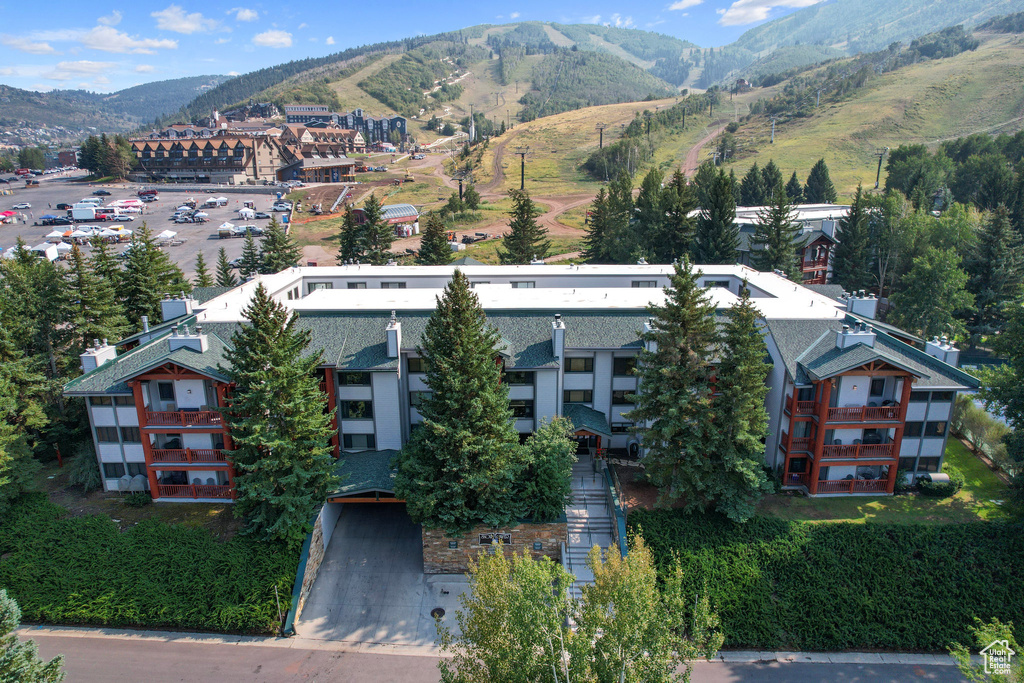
[
  {"left": 0, "top": 590, "right": 64, "bottom": 683},
  {"left": 832, "top": 184, "right": 873, "bottom": 292},
  {"left": 336, "top": 204, "right": 364, "bottom": 264},
  {"left": 219, "top": 284, "right": 337, "bottom": 547},
  {"left": 692, "top": 168, "right": 738, "bottom": 264},
  {"left": 739, "top": 162, "right": 766, "bottom": 206},
  {"left": 750, "top": 181, "right": 803, "bottom": 279},
  {"left": 393, "top": 270, "right": 528, "bottom": 533},
  {"left": 692, "top": 160, "right": 717, "bottom": 210},
  {"left": 259, "top": 216, "right": 302, "bottom": 274},
  {"left": 66, "top": 245, "right": 129, "bottom": 351},
  {"left": 633, "top": 168, "right": 666, "bottom": 262},
  {"left": 761, "top": 160, "right": 784, "bottom": 201},
  {"left": 88, "top": 236, "right": 121, "bottom": 290},
  {"left": 804, "top": 158, "right": 838, "bottom": 203},
  {"left": 121, "top": 230, "right": 161, "bottom": 327},
  {"left": 499, "top": 189, "right": 550, "bottom": 264},
  {"left": 656, "top": 169, "right": 698, "bottom": 263},
  {"left": 215, "top": 247, "right": 238, "bottom": 288},
  {"left": 964, "top": 205, "right": 1024, "bottom": 341},
  {"left": 358, "top": 193, "right": 395, "bottom": 265},
  {"left": 624, "top": 259, "right": 718, "bottom": 507},
  {"left": 583, "top": 188, "right": 614, "bottom": 263},
  {"left": 416, "top": 213, "right": 453, "bottom": 265},
  {"left": 193, "top": 252, "right": 214, "bottom": 288},
  {"left": 238, "top": 232, "right": 261, "bottom": 279},
  {"left": 785, "top": 171, "right": 803, "bottom": 203}
]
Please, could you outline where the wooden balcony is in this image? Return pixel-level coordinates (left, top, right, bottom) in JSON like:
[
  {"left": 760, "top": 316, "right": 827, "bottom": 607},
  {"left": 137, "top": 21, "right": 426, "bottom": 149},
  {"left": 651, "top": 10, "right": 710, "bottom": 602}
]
[
  {"left": 821, "top": 443, "right": 895, "bottom": 460},
  {"left": 816, "top": 479, "right": 889, "bottom": 495},
  {"left": 781, "top": 431, "right": 813, "bottom": 452},
  {"left": 826, "top": 405, "right": 900, "bottom": 422},
  {"left": 145, "top": 410, "right": 222, "bottom": 427},
  {"left": 786, "top": 400, "right": 816, "bottom": 416},
  {"left": 151, "top": 448, "right": 228, "bottom": 464},
  {"left": 156, "top": 483, "right": 232, "bottom": 499},
  {"left": 783, "top": 472, "right": 809, "bottom": 487},
  {"left": 802, "top": 256, "right": 829, "bottom": 270}
]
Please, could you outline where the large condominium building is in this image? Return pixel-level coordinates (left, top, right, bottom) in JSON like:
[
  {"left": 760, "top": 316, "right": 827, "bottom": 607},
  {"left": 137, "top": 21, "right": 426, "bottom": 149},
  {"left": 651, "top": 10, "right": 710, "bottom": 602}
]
[
  {"left": 64, "top": 265, "right": 976, "bottom": 503},
  {"left": 283, "top": 106, "right": 407, "bottom": 144}
]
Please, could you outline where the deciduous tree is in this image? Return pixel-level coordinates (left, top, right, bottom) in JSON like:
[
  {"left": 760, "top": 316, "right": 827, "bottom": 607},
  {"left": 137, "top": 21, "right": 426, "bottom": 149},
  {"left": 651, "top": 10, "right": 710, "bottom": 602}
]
[
  {"left": 888, "top": 246, "right": 973, "bottom": 340},
  {"left": 520, "top": 417, "right": 576, "bottom": 523}
]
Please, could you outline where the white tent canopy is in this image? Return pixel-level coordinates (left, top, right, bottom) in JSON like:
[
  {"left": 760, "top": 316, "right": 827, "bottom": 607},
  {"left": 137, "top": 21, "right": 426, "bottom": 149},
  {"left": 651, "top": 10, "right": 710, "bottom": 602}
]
[
  {"left": 45, "top": 230, "right": 65, "bottom": 240},
  {"left": 219, "top": 221, "right": 235, "bottom": 229},
  {"left": 156, "top": 230, "right": 177, "bottom": 240},
  {"left": 70, "top": 229, "right": 94, "bottom": 238},
  {"left": 98, "top": 228, "right": 120, "bottom": 237},
  {"left": 193, "top": 212, "right": 209, "bottom": 218},
  {"left": 55, "top": 242, "right": 73, "bottom": 253}
]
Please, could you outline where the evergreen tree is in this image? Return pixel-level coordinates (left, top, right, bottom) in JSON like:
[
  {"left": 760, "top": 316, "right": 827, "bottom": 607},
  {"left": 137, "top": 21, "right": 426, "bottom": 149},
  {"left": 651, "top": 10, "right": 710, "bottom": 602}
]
[
  {"left": 656, "top": 169, "right": 698, "bottom": 263},
  {"left": 605, "top": 171, "right": 635, "bottom": 263},
  {"left": 761, "top": 160, "right": 784, "bottom": 201},
  {"left": 358, "top": 193, "right": 395, "bottom": 265},
  {"left": 692, "top": 168, "right": 739, "bottom": 264},
  {"left": 633, "top": 168, "right": 665, "bottom": 261},
  {"left": 259, "top": 216, "right": 302, "bottom": 274},
  {"left": 785, "top": 171, "right": 804, "bottom": 203},
  {"left": 219, "top": 284, "right": 337, "bottom": 547},
  {"left": 336, "top": 205, "right": 364, "bottom": 264},
  {"left": 0, "top": 325, "right": 47, "bottom": 513},
  {"left": 121, "top": 231, "right": 161, "bottom": 327},
  {"left": 964, "top": 205, "right": 1024, "bottom": 340},
  {"left": 238, "top": 232, "right": 261, "bottom": 278},
  {"left": 462, "top": 184, "right": 481, "bottom": 210},
  {"left": 583, "top": 188, "right": 614, "bottom": 263},
  {"left": 739, "top": 162, "right": 766, "bottom": 206},
  {"left": 416, "top": 213, "right": 453, "bottom": 265},
  {"left": 193, "top": 252, "right": 214, "bottom": 288},
  {"left": 624, "top": 259, "right": 718, "bottom": 507},
  {"left": 804, "top": 158, "right": 838, "bottom": 203},
  {"left": 889, "top": 246, "right": 974, "bottom": 340},
  {"left": 520, "top": 417, "right": 577, "bottom": 523},
  {"left": 215, "top": 247, "right": 238, "bottom": 288},
  {"left": 66, "top": 245, "right": 129, "bottom": 351},
  {"left": 832, "top": 184, "right": 873, "bottom": 292},
  {"left": 750, "top": 181, "right": 803, "bottom": 279},
  {"left": 0, "top": 589, "right": 64, "bottom": 683},
  {"left": 499, "top": 189, "right": 549, "bottom": 264},
  {"left": 710, "top": 284, "right": 773, "bottom": 521},
  {"left": 979, "top": 305, "right": 1024, "bottom": 499},
  {"left": 88, "top": 236, "right": 121, "bottom": 291},
  {"left": 692, "top": 160, "right": 717, "bottom": 209},
  {"left": 394, "top": 270, "right": 527, "bottom": 533}
]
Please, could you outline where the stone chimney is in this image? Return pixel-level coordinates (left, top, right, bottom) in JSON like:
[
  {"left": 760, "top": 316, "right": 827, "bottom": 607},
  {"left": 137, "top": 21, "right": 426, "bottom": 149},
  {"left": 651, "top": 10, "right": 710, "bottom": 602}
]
[
  {"left": 386, "top": 311, "right": 402, "bottom": 359},
  {"left": 551, "top": 313, "right": 565, "bottom": 360},
  {"left": 844, "top": 290, "right": 878, "bottom": 319},
  {"left": 925, "top": 335, "right": 960, "bottom": 367},
  {"left": 168, "top": 324, "right": 208, "bottom": 352},
  {"left": 160, "top": 292, "right": 196, "bottom": 322},
  {"left": 80, "top": 338, "right": 117, "bottom": 373},
  {"left": 836, "top": 322, "right": 876, "bottom": 349}
]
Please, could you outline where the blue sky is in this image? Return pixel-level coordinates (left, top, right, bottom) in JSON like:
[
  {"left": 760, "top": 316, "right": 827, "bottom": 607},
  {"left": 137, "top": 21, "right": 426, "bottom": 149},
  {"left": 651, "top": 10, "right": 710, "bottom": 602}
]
[{"left": 0, "top": 0, "right": 822, "bottom": 93}]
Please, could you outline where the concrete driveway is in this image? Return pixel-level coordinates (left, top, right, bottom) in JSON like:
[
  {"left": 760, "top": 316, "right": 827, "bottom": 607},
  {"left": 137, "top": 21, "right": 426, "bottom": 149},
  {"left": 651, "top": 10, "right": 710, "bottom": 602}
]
[{"left": 295, "top": 504, "right": 467, "bottom": 648}]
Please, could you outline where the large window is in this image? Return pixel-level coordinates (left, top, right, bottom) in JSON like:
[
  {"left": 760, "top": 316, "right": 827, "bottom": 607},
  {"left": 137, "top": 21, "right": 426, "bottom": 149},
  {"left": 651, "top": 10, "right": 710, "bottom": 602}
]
[
  {"left": 347, "top": 282, "right": 367, "bottom": 289},
  {"left": 157, "top": 382, "right": 174, "bottom": 401},
  {"left": 870, "top": 378, "right": 885, "bottom": 396},
  {"left": 409, "top": 392, "right": 430, "bottom": 409},
  {"left": 127, "top": 463, "right": 147, "bottom": 477},
  {"left": 510, "top": 400, "right": 534, "bottom": 418},
  {"left": 381, "top": 282, "right": 406, "bottom": 289},
  {"left": 308, "top": 282, "right": 333, "bottom": 292},
  {"left": 565, "top": 357, "right": 593, "bottom": 373},
  {"left": 503, "top": 371, "right": 534, "bottom": 385},
  {"left": 338, "top": 372, "right": 371, "bottom": 386},
  {"left": 120, "top": 427, "right": 142, "bottom": 443},
  {"left": 924, "top": 421, "right": 947, "bottom": 438},
  {"left": 631, "top": 280, "right": 657, "bottom": 288},
  {"left": 114, "top": 396, "right": 134, "bottom": 406},
  {"left": 917, "top": 457, "right": 940, "bottom": 473},
  {"left": 343, "top": 433, "right": 376, "bottom": 450},
  {"left": 340, "top": 400, "right": 373, "bottom": 419},
  {"left": 90, "top": 396, "right": 113, "bottom": 406},
  {"left": 931, "top": 391, "right": 954, "bottom": 402},
  {"left": 96, "top": 427, "right": 119, "bottom": 443},
  {"left": 564, "top": 390, "right": 592, "bottom": 404},
  {"left": 407, "top": 357, "right": 428, "bottom": 374},
  {"left": 610, "top": 423, "right": 633, "bottom": 434},
  {"left": 909, "top": 391, "right": 930, "bottom": 403},
  {"left": 511, "top": 281, "right": 535, "bottom": 289},
  {"left": 898, "top": 457, "right": 917, "bottom": 472},
  {"left": 613, "top": 357, "right": 636, "bottom": 376},
  {"left": 905, "top": 422, "right": 923, "bottom": 437},
  {"left": 102, "top": 463, "right": 125, "bottom": 478},
  {"left": 612, "top": 390, "right": 633, "bottom": 405}
]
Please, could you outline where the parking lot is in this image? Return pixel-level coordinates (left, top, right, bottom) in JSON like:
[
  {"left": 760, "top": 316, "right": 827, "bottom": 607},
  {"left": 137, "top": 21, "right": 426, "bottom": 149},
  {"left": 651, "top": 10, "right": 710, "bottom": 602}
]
[{"left": 0, "top": 173, "right": 296, "bottom": 278}]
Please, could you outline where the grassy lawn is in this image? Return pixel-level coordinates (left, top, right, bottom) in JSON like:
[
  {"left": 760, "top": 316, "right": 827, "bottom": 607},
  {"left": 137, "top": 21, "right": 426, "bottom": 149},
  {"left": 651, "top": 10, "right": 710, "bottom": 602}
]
[
  {"left": 459, "top": 234, "right": 585, "bottom": 264},
  {"left": 758, "top": 438, "right": 1011, "bottom": 524}
]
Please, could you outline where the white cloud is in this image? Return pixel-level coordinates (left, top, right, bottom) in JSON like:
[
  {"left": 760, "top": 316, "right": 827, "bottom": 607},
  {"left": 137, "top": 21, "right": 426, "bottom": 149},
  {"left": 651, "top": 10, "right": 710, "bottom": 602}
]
[
  {"left": 325, "top": 36, "right": 335, "bottom": 45},
  {"left": 151, "top": 5, "right": 220, "bottom": 34},
  {"left": 80, "top": 26, "right": 178, "bottom": 54},
  {"left": 0, "top": 36, "right": 58, "bottom": 54},
  {"left": 647, "top": 19, "right": 667, "bottom": 27},
  {"left": 44, "top": 60, "right": 117, "bottom": 81},
  {"left": 608, "top": 13, "right": 633, "bottom": 27},
  {"left": 215, "top": 37, "right": 232, "bottom": 44},
  {"left": 309, "top": 37, "right": 318, "bottom": 42},
  {"left": 233, "top": 7, "right": 258, "bottom": 22},
  {"left": 135, "top": 64, "right": 155, "bottom": 72},
  {"left": 97, "top": 10, "right": 122, "bottom": 26},
  {"left": 93, "top": 75, "right": 110, "bottom": 85},
  {"left": 717, "top": 0, "right": 822, "bottom": 26},
  {"left": 582, "top": 14, "right": 601, "bottom": 23},
  {"left": 510, "top": 11, "right": 520, "bottom": 19},
  {"left": 669, "top": 0, "right": 702, "bottom": 8},
  {"left": 252, "top": 29, "right": 291, "bottom": 48},
  {"left": 297, "top": 22, "right": 308, "bottom": 29}
]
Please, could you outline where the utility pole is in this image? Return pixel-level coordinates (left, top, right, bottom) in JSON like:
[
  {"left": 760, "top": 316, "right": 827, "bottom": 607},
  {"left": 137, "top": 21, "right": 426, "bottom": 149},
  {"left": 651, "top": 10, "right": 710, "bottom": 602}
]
[
  {"left": 512, "top": 145, "right": 530, "bottom": 190},
  {"left": 682, "top": 105, "right": 686, "bottom": 129},
  {"left": 643, "top": 112, "right": 653, "bottom": 144},
  {"left": 595, "top": 123, "right": 607, "bottom": 149},
  {"left": 816, "top": 89, "right": 821, "bottom": 107},
  {"left": 874, "top": 147, "right": 890, "bottom": 189},
  {"left": 770, "top": 117, "right": 776, "bottom": 144}
]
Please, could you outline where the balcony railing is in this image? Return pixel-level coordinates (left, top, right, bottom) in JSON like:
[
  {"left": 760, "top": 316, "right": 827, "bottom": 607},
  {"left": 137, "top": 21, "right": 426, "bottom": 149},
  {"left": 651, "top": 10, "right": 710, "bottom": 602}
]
[
  {"left": 156, "top": 483, "right": 232, "bottom": 499},
  {"left": 821, "top": 443, "right": 895, "bottom": 460},
  {"left": 826, "top": 405, "right": 900, "bottom": 422},
  {"left": 783, "top": 472, "right": 809, "bottom": 487},
  {"left": 781, "top": 431, "right": 813, "bottom": 452},
  {"left": 788, "top": 400, "right": 816, "bottom": 416},
  {"left": 816, "top": 479, "right": 889, "bottom": 495},
  {"left": 802, "top": 256, "right": 829, "bottom": 270},
  {"left": 151, "top": 448, "right": 228, "bottom": 464},
  {"left": 145, "top": 410, "right": 222, "bottom": 427}
]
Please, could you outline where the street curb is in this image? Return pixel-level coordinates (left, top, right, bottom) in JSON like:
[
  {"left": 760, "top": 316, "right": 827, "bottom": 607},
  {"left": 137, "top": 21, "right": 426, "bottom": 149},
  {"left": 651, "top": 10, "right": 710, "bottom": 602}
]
[{"left": 20, "top": 625, "right": 969, "bottom": 665}]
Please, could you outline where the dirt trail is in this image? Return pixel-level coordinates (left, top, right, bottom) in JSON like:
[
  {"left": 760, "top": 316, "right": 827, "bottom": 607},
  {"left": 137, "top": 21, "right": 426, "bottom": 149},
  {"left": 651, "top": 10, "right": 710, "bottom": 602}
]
[
  {"left": 476, "top": 129, "right": 520, "bottom": 195},
  {"left": 682, "top": 120, "right": 728, "bottom": 177}
]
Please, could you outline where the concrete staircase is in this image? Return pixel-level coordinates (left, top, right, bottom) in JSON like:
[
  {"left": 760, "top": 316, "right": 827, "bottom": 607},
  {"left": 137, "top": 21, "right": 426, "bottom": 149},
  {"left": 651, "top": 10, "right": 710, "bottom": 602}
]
[{"left": 564, "top": 453, "right": 616, "bottom": 599}]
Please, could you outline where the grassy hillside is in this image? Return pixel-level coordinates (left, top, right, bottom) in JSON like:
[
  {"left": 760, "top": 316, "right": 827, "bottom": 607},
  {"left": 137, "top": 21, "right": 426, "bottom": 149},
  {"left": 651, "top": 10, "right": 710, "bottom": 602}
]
[
  {"left": 740, "top": 45, "right": 847, "bottom": 81},
  {"left": 718, "top": 33, "right": 1024, "bottom": 198}
]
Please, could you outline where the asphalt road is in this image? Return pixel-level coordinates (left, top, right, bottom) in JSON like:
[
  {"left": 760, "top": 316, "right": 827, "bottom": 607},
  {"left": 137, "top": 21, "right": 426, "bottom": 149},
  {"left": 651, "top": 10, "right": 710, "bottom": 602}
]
[{"left": 25, "top": 632, "right": 967, "bottom": 683}]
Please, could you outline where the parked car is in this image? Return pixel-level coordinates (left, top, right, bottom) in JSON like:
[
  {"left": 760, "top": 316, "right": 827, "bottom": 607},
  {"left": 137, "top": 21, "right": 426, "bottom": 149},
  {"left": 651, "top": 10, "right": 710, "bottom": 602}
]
[
  {"left": 141, "top": 195, "right": 159, "bottom": 202},
  {"left": 412, "top": 154, "right": 425, "bottom": 160},
  {"left": 56, "top": 203, "right": 72, "bottom": 210},
  {"left": 254, "top": 211, "right": 271, "bottom": 219},
  {"left": 12, "top": 202, "right": 30, "bottom": 209},
  {"left": 271, "top": 203, "right": 291, "bottom": 212},
  {"left": 228, "top": 257, "right": 243, "bottom": 268},
  {"left": 92, "top": 189, "right": 111, "bottom": 196},
  {"left": 112, "top": 215, "right": 135, "bottom": 222}
]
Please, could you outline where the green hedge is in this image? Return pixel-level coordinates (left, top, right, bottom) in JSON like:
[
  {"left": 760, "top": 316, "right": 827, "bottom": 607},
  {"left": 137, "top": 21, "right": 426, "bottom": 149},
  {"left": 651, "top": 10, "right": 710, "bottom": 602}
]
[
  {"left": 0, "top": 494, "right": 297, "bottom": 634},
  {"left": 629, "top": 509, "right": 1024, "bottom": 651}
]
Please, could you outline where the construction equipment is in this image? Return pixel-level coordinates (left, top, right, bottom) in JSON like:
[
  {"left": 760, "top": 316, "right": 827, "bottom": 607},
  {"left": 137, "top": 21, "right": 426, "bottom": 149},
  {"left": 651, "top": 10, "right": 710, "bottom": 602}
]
[{"left": 446, "top": 230, "right": 456, "bottom": 242}]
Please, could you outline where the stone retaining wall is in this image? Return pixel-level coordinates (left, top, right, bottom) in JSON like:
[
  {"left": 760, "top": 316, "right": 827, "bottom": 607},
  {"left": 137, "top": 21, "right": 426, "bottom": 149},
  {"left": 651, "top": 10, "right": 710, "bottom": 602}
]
[
  {"left": 295, "top": 514, "right": 326, "bottom": 619},
  {"left": 422, "top": 520, "right": 567, "bottom": 574}
]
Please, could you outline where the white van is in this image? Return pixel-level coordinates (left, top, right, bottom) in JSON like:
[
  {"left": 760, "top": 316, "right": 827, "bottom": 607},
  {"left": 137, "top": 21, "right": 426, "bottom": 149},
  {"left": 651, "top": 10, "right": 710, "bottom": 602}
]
[{"left": 79, "top": 197, "right": 103, "bottom": 206}]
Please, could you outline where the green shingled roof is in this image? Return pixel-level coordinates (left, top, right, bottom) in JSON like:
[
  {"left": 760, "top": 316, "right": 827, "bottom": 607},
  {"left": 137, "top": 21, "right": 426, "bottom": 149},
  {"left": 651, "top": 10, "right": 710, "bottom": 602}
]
[
  {"left": 563, "top": 403, "right": 611, "bottom": 437},
  {"left": 331, "top": 450, "right": 400, "bottom": 496},
  {"left": 190, "top": 286, "right": 234, "bottom": 304},
  {"left": 798, "top": 334, "right": 930, "bottom": 382}
]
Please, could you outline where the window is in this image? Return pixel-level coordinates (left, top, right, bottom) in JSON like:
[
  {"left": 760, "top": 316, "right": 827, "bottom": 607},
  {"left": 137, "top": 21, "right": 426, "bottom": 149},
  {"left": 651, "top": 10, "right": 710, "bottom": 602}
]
[
  {"left": 102, "top": 463, "right": 125, "bottom": 478},
  {"left": 90, "top": 396, "right": 113, "bottom": 406},
  {"left": 931, "top": 391, "right": 954, "bottom": 402},
  {"left": 347, "top": 282, "right": 367, "bottom": 289},
  {"left": 381, "top": 282, "right": 406, "bottom": 289},
  {"left": 470, "top": 281, "right": 490, "bottom": 288},
  {"left": 611, "top": 423, "right": 633, "bottom": 434},
  {"left": 343, "top": 433, "right": 376, "bottom": 450},
  {"left": 96, "top": 427, "right": 119, "bottom": 443},
  {"left": 631, "top": 280, "right": 657, "bottom": 288},
  {"left": 503, "top": 371, "right": 534, "bottom": 385},
  {"left": 924, "top": 421, "right": 947, "bottom": 438},
  {"left": 157, "top": 382, "right": 174, "bottom": 401},
  {"left": 898, "top": 457, "right": 917, "bottom": 472},
  {"left": 340, "top": 400, "right": 373, "bottom": 419},
  {"left": 510, "top": 400, "right": 534, "bottom": 418},
  {"left": 613, "top": 357, "right": 636, "bottom": 376},
  {"left": 788, "top": 457, "right": 808, "bottom": 473},
  {"left": 909, "top": 391, "right": 930, "bottom": 403},
  {"left": 704, "top": 280, "right": 730, "bottom": 288},
  {"left": 904, "top": 422, "right": 923, "bottom": 437},
  {"left": 120, "top": 427, "right": 141, "bottom": 443},
  {"left": 338, "top": 372, "right": 371, "bottom": 386},
  {"left": 114, "top": 396, "right": 134, "bottom": 406},
  {"left": 796, "top": 386, "right": 815, "bottom": 401},
  {"left": 565, "top": 358, "right": 593, "bottom": 373},
  {"left": 612, "top": 390, "right": 633, "bottom": 405},
  {"left": 407, "top": 357, "right": 428, "bottom": 373},
  {"left": 564, "top": 390, "right": 593, "bottom": 404},
  {"left": 870, "top": 379, "right": 885, "bottom": 396},
  {"left": 127, "top": 463, "right": 147, "bottom": 477},
  {"left": 308, "top": 282, "right": 333, "bottom": 292},
  {"left": 409, "top": 391, "right": 430, "bottom": 408},
  {"left": 917, "top": 457, "right": 940, "bottom": 473},
  {"left": 510, "top": 281, "right": 535, "bottom": 288}
]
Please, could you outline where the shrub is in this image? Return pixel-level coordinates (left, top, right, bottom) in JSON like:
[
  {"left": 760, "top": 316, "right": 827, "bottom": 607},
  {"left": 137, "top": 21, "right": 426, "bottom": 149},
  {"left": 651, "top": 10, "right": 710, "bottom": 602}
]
[
  {"left": 65, "top": 445, "right": 101, "bottom": 494},
  {"left": 918, "top": 463, "right": 965, "bottom": 498},
  {"left": 122, "top": 492, "right": 152, "bottom": 508},
  {"left": 725, "top": 122, "right": 740, "bottom": 133},
  {"left": 629, "top": 508, "right": 1024, "bottom": 651},
  {"left": 893, "top": 468, "right": 914, "bottom": 494}
]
